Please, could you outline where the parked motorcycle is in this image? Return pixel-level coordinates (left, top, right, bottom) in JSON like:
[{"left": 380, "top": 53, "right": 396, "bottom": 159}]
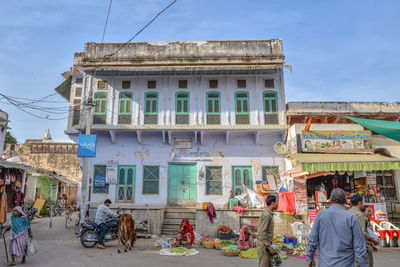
[
  {"left": 24, "top": 206, "right": 38, "bottom": 222},
  {"left": 80, "top": 216, "right": 125, "bottom": 248}
]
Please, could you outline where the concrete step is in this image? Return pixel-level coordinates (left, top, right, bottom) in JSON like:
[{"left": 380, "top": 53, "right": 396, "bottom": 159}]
[
  {"left": 164, "top": 213, "right": 196, "bottom": 220},
  {"left": 161, "top": 230, "right": 179, "bottom": 236},
  {"left": 163, "top": 220, "right": 194, "bottom": 226}
]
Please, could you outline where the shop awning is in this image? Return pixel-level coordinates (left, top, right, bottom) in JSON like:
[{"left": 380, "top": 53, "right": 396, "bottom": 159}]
[
  {"left": 288, "top": 153, "right": 400, "bottom": 172},
  {"left": 346, "top": 116, "right": 400, "bottom": 142}
]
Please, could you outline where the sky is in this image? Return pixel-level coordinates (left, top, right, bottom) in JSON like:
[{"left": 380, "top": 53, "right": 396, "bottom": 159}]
[{"left": 0, "top": 0, "right": 399, "bottom": 143}]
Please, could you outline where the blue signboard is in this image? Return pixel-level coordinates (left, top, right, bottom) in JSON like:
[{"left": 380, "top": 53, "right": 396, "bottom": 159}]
[
  {"left": 77, "top": 134, "right": 97, "bottom": 157},
  {"left": 94, "top": 175, "right": 106, "bottom": 188}
]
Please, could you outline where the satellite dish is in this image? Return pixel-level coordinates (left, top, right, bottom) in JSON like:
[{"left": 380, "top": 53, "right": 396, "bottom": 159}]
[{"left": 274, "top": 142, "right": 288, "bottom": 155}]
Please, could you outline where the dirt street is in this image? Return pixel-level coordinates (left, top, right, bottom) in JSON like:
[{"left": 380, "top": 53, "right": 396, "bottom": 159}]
[{"left": 1, "top": 215, "right": 399, "bottom": 267}]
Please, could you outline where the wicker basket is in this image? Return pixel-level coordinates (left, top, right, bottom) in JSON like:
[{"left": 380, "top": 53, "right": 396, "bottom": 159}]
[
  {"left": 215, "top": 243, "right": 222, "bottom": 250},
  {"left": 202, "top": 243, "right": 215, "bottom": 249},
  {"left": 222, "top": 250, "right": 240, "bottom": 257}
]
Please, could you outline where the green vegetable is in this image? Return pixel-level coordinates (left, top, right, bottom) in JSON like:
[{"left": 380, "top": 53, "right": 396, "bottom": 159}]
[
  {"left": 168, "top": 248, "right": 189, "bottom": 253},
  {"left": 239, "top": 248, "right": 258, "bottom": 259}
]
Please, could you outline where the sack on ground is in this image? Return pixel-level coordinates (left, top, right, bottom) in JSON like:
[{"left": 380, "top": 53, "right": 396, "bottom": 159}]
[{"left": 26, "top": 239, "right": 37, "bottom": 256}]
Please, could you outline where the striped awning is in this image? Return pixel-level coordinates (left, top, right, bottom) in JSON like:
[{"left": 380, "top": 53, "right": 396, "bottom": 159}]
[{"left": 288, "top": 153, "right": 400, "bottom": 172}]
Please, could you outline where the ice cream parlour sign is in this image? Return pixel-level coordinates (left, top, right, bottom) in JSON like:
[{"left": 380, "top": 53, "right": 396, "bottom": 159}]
[{"left": 301, "top": 130, "right": 372, "bottom": 153}]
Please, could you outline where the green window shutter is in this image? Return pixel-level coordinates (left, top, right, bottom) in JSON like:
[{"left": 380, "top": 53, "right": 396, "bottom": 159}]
[
  {"left": 175, "top": 92, "right": 190, "bottom": 124},
  {"left": 144, "top": 92, "right": 158, "bottom": 124},
  {"left": 93, "top": 165, "right": 109, "bottom": 194},
  {"left": 206, "top": 166, "right": 223, "bottom": 195},
  {"left": 206, "top": 92, "right": 221, "bottom": 124},
  {"left": 72, "top": 109, "right": 80, "bottom": 126},
  {"left": 263, "top": 91, "right": 278, "bottom": 124},
  {"left": 118, "top": 92, "right": 133, "bottom": 124},
  {"left": 234, "top": 91, "right": 250, "bottom": 124},
  {"left": 143, "top": 166, "right": 160, "bottom": 194},
  {"left": 93, "top": 93, "right": 108, "bottom": 124}
]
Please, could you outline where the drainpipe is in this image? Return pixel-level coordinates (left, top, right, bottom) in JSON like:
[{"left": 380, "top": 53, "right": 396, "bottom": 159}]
[{"left": 21, "top": 170, "right": 27, "bottom": 194}]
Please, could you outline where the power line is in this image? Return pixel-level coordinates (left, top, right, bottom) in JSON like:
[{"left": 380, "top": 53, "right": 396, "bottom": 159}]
[
  {"left": 105, "top": 0, "right": 177, "bottom": 58},
  {"left": 101, "top": 0, "right": 113, "bottom": 42}
]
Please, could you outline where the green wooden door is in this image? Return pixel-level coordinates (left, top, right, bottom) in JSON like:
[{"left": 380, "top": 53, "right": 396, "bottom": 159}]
[
  {"left": 232, "top": 166, "right": 253, "bottom": 196},
  {"left": 117, "top": 166, "right": 136, "bottom": 203},
  {"left": 168, "top": 163, "right": 197, "bottom": 203}
]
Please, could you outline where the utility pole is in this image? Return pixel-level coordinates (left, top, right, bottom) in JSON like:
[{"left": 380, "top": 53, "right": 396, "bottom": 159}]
[{"left": 80, "top": 84, "right": 94, "bottom": 223}]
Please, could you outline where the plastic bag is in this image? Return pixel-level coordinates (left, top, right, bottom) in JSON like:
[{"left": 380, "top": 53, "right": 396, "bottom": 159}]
[
  {"left": 26, "top": 239, "right": 37, "bottom": 256},
  {"left": 244, "top": 186, "right": 265, "bottom": 208}
]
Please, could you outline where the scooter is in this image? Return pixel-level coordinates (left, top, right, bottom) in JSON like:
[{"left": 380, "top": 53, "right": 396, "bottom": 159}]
[{"left": 80, "top": 210, "right": 125, "bottom": 248}]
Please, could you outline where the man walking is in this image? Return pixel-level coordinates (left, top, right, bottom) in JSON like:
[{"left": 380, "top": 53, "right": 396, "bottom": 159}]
[
  {"left": 95, "top": 199, "right": 118, "bottom": 249},
  {"left": 257, "top": 195, "right": 278, "bottom": 267},
  {"left": 348, "top": 194, "right": 376, "bottom": 267},
  {"left": 307, "top": 188, "right": 369, "bottom": 267}
]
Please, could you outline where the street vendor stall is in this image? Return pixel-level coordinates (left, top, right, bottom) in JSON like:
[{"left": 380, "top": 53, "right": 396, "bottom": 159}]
[{"left": 284, "top": 130, "right": 400, "bottom": 228}]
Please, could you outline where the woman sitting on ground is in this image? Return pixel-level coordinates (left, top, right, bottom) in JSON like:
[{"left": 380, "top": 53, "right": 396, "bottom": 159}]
[
  {"left": 7, "top": 206, "right": 32, "bottom": 266},
  {"left": 238, "top": 224, "right": 254, "bottom": 250},
  {"left": 172, "top": 217, "right": 194, "bottom": 249}
]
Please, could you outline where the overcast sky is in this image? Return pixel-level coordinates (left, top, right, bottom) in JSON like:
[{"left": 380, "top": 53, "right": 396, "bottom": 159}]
[{"left": 1, "top": 0, "right": 399, "bottom": 142}]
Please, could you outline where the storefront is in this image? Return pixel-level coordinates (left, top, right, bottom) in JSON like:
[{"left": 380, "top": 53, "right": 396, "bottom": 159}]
[{"left": 283, "top": 129, "right": 400, "bottom": 225}]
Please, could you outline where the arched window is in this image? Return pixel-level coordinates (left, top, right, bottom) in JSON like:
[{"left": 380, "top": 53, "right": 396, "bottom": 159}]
[
  {"left": 144, "top": 92, "right": 158, "bottom": 124},
  {"left": 263, "top": 91, "right": 278, "bottom": 124},
  {"left": 175, "top": 92, "right": 190, "bottom": 124},
  {"left": 118, "top": 92, "right": 133, "bottom": 124},
  {"left": 93, "top": 92, "right": 108, "bottom": 124},
  {"left": 206, "top": 92, "right": 221, "bottom": 124},
  {"left": 234, "top": 91, "right": 249, "bottom": 124}
]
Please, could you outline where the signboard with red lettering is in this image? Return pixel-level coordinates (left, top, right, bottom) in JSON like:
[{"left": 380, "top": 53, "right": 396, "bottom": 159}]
[{"left": 369, "top": 203, "right": 388, "bottom": 222}]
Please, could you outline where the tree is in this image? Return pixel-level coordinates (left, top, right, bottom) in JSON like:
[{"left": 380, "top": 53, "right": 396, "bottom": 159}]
[{"left": 4, "top": 131, "right": 17, "bottom": 150}]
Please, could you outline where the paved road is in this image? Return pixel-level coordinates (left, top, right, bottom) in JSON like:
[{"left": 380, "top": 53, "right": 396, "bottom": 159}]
[{"left": 1, "top": 215, "right": 399, "bottom": 266}]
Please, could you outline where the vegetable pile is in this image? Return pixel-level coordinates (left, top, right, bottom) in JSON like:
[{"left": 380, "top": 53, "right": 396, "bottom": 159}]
[
  {"left": 292, "top": 243, "right": 307, "bottom": 256},
  {"left": 239, "top": 248, "right": 258, "bottom": 259},
  {"left": 223, "top": 247, "right": 239, "bottom": 252},
  {"left": 168, "top": 248, "right": 190, "bottom": 253},
  {"left": 220, "top": 241, "right": 235, "bottom": 247}
]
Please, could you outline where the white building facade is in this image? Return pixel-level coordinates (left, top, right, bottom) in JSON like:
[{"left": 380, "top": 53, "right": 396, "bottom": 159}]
[{"left": 61, "top": 40, "right": 288, "bottom": 208}]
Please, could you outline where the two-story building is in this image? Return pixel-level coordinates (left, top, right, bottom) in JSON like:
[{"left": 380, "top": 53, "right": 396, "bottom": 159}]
[{"left": 56, "top": 40, "right": 288, "bottom": 234}]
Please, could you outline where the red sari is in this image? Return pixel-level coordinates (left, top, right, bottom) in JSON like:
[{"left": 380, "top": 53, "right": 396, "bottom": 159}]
[{"left": 173, "top": 217, "right": 194, "bottom": 249}]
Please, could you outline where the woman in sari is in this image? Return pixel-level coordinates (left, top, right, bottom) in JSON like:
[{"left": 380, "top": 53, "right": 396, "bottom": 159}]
[
  {"left": 238, "top": 224, "right": 254, "bottom": 250},
  {"left": 8, "top": 206, "right": 32, "bottom": 266},
  {"left": 172, "top": 217, "right": 194, "bottom": 249}
]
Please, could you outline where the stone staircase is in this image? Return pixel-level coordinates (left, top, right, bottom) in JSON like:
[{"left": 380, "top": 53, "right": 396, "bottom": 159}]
[{"left": 161, "top": 207, "right": 196, "bottom": 236}]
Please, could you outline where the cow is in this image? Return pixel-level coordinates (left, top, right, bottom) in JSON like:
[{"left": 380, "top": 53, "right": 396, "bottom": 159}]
[{"left": 118, "top": 214, "right": 137, "bottom": 253}]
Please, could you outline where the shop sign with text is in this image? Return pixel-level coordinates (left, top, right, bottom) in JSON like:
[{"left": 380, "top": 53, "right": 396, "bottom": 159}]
[{"left": 301, "top": 130, "right": 372, "bottom": 153}]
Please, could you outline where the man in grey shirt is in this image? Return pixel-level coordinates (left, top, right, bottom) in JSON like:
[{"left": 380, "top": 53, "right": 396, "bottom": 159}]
[
  {"left": 95, "top": 199, "right": 118, "bottom": 249},
  {"left": 307, "top": 188, "right": 369, "bottom": 267}
]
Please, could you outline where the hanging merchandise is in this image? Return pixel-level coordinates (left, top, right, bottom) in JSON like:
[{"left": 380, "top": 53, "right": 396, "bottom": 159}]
[{"left": 278, "top": 192, "right": 296, "bottom": 215}]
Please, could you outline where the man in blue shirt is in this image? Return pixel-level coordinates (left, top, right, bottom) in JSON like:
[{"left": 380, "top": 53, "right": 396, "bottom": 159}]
[{"left": 307, "top": 188, "right": 369, "bottom": 267}]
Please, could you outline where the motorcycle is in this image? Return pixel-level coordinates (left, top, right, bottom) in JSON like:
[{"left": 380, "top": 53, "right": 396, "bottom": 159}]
[
  {"left": 24, "top": 206, "right": 38, "bottom": 222},
  {"left": 80, "top": 210, "right": 125, "bottom": 248}
]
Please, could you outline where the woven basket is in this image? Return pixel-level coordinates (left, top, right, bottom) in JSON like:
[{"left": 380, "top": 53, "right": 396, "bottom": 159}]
[
  {"left": 203, "top": 243, "right": 215, "bottom": 249},
  {"left": 215, "top": 243, "right": 222, "bottom": 250},
  {"left": 222, "top": 250, "right": 240, "bottom": 257}
]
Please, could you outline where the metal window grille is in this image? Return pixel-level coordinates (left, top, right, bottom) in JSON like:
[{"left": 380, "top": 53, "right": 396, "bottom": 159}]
[
  {"left": 237, "top": 80, "right": 247, "bottom": 88},
  {"left": 147, "top": 80, "right": 156, "bottom": 89},
  {"left": 236, "top": 114, "right": 250, "bottom": 124},
  {"left": 97, "top": 80, "right": 107, "bottom": 89},
  {"left": 207, "top": 115, "right": 220, "bottom": 124},
  {"left": 264, "top": 79, "right": 275, "bottom": 88},
  {"left": 179, "top": 80, "right": 188, "bottom": 89},
  {"left": 209, "top": 80, "right": 218, "bottom": 88},
  {"left": 176, "top": 115, "right": 189, "bottom": 124},
  {"left": 206, "top": 167, "right": 223, "bottom": 195},
  {"left": 143, "top": 166, "right": 159, "bottom": 194},
  {"left": 264, "top": 114, "right": 279, "bottom": 124},
  {"left": 376, "top": 170, "right": 397, "bottom": 199},
  {"left": 75, "top": 87, "right": 82, "bottom": 97},
  {"left": 122, "top": 81, "right": 131, "bottom": 89}
]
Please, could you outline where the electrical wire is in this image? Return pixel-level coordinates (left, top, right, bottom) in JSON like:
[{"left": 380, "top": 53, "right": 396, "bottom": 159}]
[
  {"left": 101, "top": 0, "right": 113, "bottom": 42},
  {"left": 105, "top": 0, "right": 177, "bottom": 58}
]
